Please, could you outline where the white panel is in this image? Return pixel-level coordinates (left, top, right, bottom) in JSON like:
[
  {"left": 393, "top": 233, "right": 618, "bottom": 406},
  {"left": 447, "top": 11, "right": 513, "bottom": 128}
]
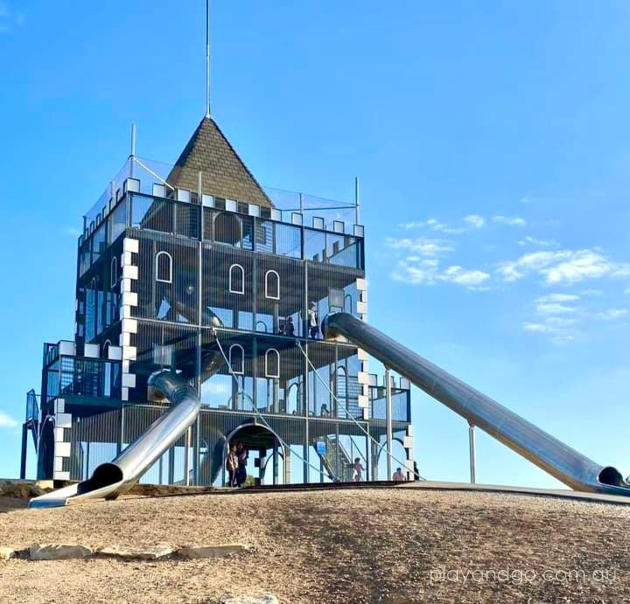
[
  {"left": 56, "top": 413, "right": 72, "bottom": 428},
  {"left": 121, "top": 305, "right": 132, "bottom": 318},
  {"left": 404, "top": 459, "right": 414, "bottom": 471},
  {"left": 248, "top": 203, "right": 260, "bottom": 217},
  {"left": 362, "top": 408, "right": 370, "bottom": 420},
  {"left": 54, "top": 456, "right": 63, "bottom": 472},
  {"left": 360, "top": 313, "right": 368, "bottom": 322},
  {"left": 122, "top": 373, "right": 136, "bottom": 388},
  {"left": 406, "top": 424, "right": 414, "bottom": 436},
  {"left": 121, "top": 251, "right": 133, "bottom": 266},
  {"left": 123, "top": 238, "right": 139, "bottom": 254},
  {"left": 108, "top": 346, "right": 122, "bottom": 361},
  {"left": 125, "top": 177, "right": 140, "bottom": 193},
  {"left": 403, "top": 436, "right": 414, "bottom": 449},
  {"left": 361, "top": 360, "right": 369, "bottom": 373},
  {"left": 353, "top": 224, "right": 365, "bottom": 237},
  {"left": 357, "top": 301, "right": 367, "bottom": 315},
  {"left": 54, "top": 399, "right": 65, "bottom": 414},
  {"left": 121, "top": 318, "right": 138, "bottom": 334},
  {"left": 56, "top": 442, "right": 71, "bottom": 457},
  {"left": 357, "top": 348, "right": 368, "bottom": 361},
  {"left": 122, "top": 292, "right": 138, "bottom": 307},
  {"left": 202, "top": 194, "right": 214, "bottom": 207},
  {"left": 357, "top": 372, "right": 369, "bottom": 385},
  {"left": 122, "top": 360, "right": 130, "bottom": 373},
  {"left": 121, "top": 387, "right": 129, "bottom": 401},
  {"left": 122, "top": 346, "right": 137, "bottom": 361},
  {"left": 176, "top": 188, "right": 191, "bottom": 202},
  {"left": 84, "top": 343, "right": 99, "bottom": 359},
  {"left": 225, "top": 199, "right": 237, "bottom": 212},
  {"left": 356, "top": 278, "right": 367, "bottom": 291},
  {"left": 358, "top": 395, "right": 369, "bottom": 408},
  {"left": 58, "top": 341, "right": 75, "bottom": 356},
  {"left": 360, "top": 290, "right": 368, "bottom": 303},
  {"left": 53, "top": 471, "right": 70, "bottom": 481},
  {"left": 270, "top": 209, "right": 281, "bottom": 221},
  {"left": 122, "top": 265, "right": 138, "bottom": 280},
  {"left": 119, "top": 332, "right": 131, "bottom": 347},
  {"left": 291, "top": 212, "right": 303, "bottom": 226},
  {"left": 54, "top": 427, "right": 65, "bottom": 443},
  {"left": 152, "top": 183, "right": 167, "bottom": 197}
]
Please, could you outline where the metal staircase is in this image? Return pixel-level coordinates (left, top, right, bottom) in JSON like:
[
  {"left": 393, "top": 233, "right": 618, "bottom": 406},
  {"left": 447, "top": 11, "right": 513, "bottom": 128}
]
[{"left": 316, "top": 434, "right": 354, "bottom": 482}]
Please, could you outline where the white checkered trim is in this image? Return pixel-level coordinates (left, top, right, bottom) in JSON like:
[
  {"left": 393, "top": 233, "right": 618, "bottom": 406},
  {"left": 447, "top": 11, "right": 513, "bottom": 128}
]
[
  {"left": 53, "top": 398, "right": 72, "bottom": 481},
  {"left": 119, "top": 237, "right": 139, "bottom": 401}
]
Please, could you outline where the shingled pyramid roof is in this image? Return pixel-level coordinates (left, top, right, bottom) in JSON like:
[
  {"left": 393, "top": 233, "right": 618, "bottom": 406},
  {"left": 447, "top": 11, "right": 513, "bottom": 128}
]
[{"left": 167, "top": 116, "right": 273, "bottom": 207}]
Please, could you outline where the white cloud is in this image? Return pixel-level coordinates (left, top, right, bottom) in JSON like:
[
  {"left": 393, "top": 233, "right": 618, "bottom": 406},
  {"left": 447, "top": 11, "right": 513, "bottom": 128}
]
[
  {"left": 518, "top": 236, "right": 558, "bottom": 248},
  {"left": 399, "top": 221, "right": 425, "bottom": 230},
  {"left": 536, "top": 293, "right": 580, "bottom": 304},
  {"left": 536, "top": 302, "right": 578, "bottom": 315},
  {"left": 464, "top": 214, "right": 486, "bottom": 229},
  {"left": 497, "top": 249, "right": 630, "bottom": 285},
  {"left": 492, "top": 215, "right": 526, "bottom": 227},
  {"left": 65, "top": 227, "right": 82, "bottom": 237},
  {"left": 0, "top": 412, "right": 18, "bottom": 428},
  {"left": 385, "top": 237, "right": 454, "bottom": 257},
  {"left": 392, "top": 257, "right": 489, "bottom": 289},
  {"left": 439, "top": 265, "right": 490, "bottom": 287},
  {"left": 596, "top": 308, "right": 629, "bottom": 321}
]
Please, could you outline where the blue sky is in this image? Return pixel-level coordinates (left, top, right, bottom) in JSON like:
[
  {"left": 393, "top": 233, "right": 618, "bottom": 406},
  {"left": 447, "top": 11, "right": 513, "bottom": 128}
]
[{"left": 1, "top": 1, "right": 629, "bottom": 487}]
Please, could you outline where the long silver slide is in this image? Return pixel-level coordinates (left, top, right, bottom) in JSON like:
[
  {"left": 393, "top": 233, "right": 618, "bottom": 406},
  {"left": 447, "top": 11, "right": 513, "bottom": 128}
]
[
  {"left": 29, "top": 370, "right": 215, "bottom": 508},
  {"left": 323, "top": 312, "right": 629, "bottom": 495}
]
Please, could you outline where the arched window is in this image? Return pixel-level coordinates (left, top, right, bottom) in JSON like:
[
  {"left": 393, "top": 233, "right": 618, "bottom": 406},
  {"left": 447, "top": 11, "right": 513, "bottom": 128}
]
[
  {"left": 155, "top": 251, "right": 172, "bottom": 283},
  {"left": 110, "top": 256, "right": 118, "bottom": 288},
  {"left": 102, "top": 339, "right": 111, "bottom": 357},
  {"left": 265, "top": 270, "right": 280, "bottom": 300},
  {"left": 229, "top": 344, "right": 245, "bottom": 375},
  {"left": 215, "top": 212, "right": 242, "bottom": 245},
  {"left": 265, "top": 348, "right": 280, "bottom": 379},
  {"left": 229, "top": 264, "right": 245, "bottom": 294}
]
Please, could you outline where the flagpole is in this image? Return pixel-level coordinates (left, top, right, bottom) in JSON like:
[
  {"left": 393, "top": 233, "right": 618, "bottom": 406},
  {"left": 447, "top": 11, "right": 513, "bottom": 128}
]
[{"left": 205, "top": 0, "right": 211, "bottom": 117}]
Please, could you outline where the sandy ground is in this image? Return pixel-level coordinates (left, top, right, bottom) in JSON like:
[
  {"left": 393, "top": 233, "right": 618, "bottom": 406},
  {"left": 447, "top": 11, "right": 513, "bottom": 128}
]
[{"left": 1, "top": 487, "right": 629, "bottom": 603}]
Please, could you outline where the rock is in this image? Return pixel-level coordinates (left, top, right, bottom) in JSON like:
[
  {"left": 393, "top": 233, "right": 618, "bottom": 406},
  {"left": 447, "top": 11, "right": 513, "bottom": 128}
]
[
  {"left": 96, "top": 544, "right": 176, "bottom": 560},
  {"left": 0, "top": 547, "right": 15, "bottom": 560},
  {"left": 177, "top": 544, "right": 250, "bottom": 559},
  {"left": 221, "top": 596, "right": 279, "bottom": 604},
  {"left": 29, "top": 544, "right": 92, "bottom": 560}
]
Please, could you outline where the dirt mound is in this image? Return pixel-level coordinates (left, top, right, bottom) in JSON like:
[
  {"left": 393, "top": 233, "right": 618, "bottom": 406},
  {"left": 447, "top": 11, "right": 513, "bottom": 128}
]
[{"left": 1, "top": 487, "right": 629, "bottom": 603}]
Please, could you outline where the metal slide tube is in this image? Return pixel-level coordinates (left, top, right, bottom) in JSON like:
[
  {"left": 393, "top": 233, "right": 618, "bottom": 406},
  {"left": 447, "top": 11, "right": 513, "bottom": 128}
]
[
  {"left": 323, "top": 312, "right": 629, "bottom": 495},
  {"left": 29, "top": 349, "right": 224, "bottom": 508}
]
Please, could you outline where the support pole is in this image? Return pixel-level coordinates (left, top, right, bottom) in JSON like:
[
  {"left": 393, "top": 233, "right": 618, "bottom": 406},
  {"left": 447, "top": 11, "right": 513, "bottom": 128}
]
[
  {"left": 354, "top": 177, "right": 360, "bottom": 225},
  {"left": 205, "top": 0, "right": 211, "bottom": 117},
  {"left": 184, "top": 427, "right": 191, "bottom": 486},
  {"left": 20, "top": 424, "right": 28, "bottom": 480},
  {"left": 469, "top": 423, "right": 476, "bottom": 484},
  {"left": 385, "top": 367, "right": 393, "bottom": 481}
]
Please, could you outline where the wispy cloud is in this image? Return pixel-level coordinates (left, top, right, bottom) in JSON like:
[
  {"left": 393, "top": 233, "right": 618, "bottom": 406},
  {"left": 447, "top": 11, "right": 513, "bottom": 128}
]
[
  {"left": 65, "top": 227, "right": 82, "bottom": 237},
  {"left": 392, "top": 257, "right": 489, "bottom": 289},
  {"left": 518, "top": 235, "right": 558, "bottom": 248},
  {"left": 497, "top": 249, "right": 630, "bottom": 285},
  {"left": 596, "top": 308, "right": 629, "bottom": 321},
  {"left": 423, "top": 215, "right": 486, "bottom": 234},
  {"left": 492, "top": 215, "right": 526, "bottom": 227},
  {"left": 0, "top": 411, "right": 18, "bottom": 429},
  {"left": 385, "top": 237, "right": 454, "bottom": 257}
]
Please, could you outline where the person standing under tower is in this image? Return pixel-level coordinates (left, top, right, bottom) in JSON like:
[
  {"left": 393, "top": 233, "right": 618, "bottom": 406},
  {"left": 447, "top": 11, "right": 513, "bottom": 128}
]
[{"left": 308, "top": 302, "right": 319, "bottom": 339}]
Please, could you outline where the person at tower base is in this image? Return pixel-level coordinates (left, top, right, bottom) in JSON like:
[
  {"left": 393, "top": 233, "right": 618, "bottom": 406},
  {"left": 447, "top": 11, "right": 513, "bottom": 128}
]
[
  {"left": 308, "top": 302, "right": 319, "bottom": 339},
  {"left": 226, "top": 443, "right": 238, "bottom": 487},
  {"left": 353, "top": 457, "right": 365, "bottom": 482},
  {"left": 236, "top": 441, "right": 248, "bottom": 487},
  {"left": 392, "top": 467, "right": 406, "bottom": 482}
]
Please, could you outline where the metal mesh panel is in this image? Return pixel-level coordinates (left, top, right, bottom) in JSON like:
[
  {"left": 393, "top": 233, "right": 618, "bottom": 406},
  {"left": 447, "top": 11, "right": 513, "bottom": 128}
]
[
  {"left": 133, "top": 231, "right": 199, "bottom": 324},
  {"left": 130, "top": 193, "right": 173, "bottom": 233},
  {"left": 65, "top": 404, "right": 122, "bottom": 481},
  {"left": 202, "top": 244, "right": 253, "bottom": 329}
]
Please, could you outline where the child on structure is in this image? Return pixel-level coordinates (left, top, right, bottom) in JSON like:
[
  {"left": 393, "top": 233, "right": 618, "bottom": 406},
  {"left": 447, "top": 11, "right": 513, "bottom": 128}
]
[
  {"left": 392, "top": 467, "right": 406, "bottom": 481},
  {"left": 226, "top": 443, "right": 238, "bottom": 487},
  {"left": 353, "top": 457, "right": 365, "bottom": 482},
  {"left": 308, "top": 302, "right": 319, "bottom": 339},
  {"left": 284, "top": 315, "right": 295, "bottom": 336}
]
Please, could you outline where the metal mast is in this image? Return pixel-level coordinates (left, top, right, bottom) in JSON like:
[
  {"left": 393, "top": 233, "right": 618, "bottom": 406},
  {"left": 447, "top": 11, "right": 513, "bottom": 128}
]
[{"left": 205, "top": 0, "right": 211, "bottom": 117}]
